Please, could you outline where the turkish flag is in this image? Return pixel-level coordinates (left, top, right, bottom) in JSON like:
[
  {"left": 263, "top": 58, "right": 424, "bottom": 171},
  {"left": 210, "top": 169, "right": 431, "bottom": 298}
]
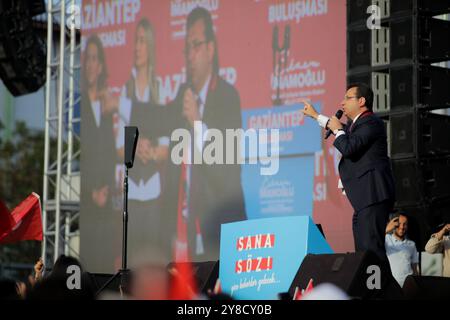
[{"left": 0, "top": 193, "right": 43, "bottom": 244}]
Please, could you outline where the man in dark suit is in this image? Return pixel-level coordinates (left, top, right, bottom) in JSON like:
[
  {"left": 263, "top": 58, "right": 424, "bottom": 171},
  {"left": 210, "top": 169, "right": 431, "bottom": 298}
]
[
  {"left": 302, "top": 83, "right": 395, "bottom": 261},
  {"left": 161, "top": 7, "right": 246, "bottom": 262}
]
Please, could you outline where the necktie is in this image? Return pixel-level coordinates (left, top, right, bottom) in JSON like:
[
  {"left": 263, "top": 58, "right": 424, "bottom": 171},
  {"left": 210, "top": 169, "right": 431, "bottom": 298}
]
[
  {"left": 174, "top": 94, "right": 205, "bottom": 261},
  {"left": 349, "top": 121, "right": 355, "bottom": 133},
  {"left": 191, "top": 94, "right": 204, "bottom": 256},
  {"left": 349, "top": 111, "right": 373, "bottom": 133},
  {"left": 175, "top": 159, "right": 189, "bottom": 261}
]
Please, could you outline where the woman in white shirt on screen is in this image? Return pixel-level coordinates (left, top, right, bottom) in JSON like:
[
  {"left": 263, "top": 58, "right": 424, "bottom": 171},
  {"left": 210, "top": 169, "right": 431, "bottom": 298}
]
[{"left": 115, "top": 18, "right": 169, "bottom": 250}]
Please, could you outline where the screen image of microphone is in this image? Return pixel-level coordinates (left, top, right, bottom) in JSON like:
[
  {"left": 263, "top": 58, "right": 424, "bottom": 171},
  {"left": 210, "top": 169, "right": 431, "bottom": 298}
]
[
  {"left": 272, "top": 25, "right": 279, "bottom": 72},
  {"left": 283, "top": 25, "right": 291, "bottom": 70},
  {"left": 183, "top": 80, "right": 197, "bottom": 128},
  {"left": 284, "top": 24, "right": 291, "bottom": 51},
  {"left": 324, "top": 109, "right": 343, "bottom": 140}
]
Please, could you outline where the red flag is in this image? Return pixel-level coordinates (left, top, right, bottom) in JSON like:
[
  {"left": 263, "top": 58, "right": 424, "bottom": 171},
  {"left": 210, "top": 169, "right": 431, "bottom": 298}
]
[
  {"left": 293, "top": 278, "right": 314, "bottom": 300},
  {"left": 168, "top": 261, "right": 198, "bottom": 300},
  {"left": 293, "top": 286, "right": 302, "bottom": 300},
  {"left": 305, "top": 278, "right": 314, "bottom": 293},
  {"left": 0, "top": 193, "right": 43, "bottom": 244}
]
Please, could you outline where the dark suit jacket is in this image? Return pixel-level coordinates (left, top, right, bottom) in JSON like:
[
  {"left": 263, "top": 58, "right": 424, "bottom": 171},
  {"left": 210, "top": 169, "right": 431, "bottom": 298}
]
[
  {"left": 161, "top": 75, "right": 246, "bottom": 261},
  {"left": 80, "top": 93, "right": 116, "bottom": 216},
  {"left": 333, "top": 112, "right": 395, "bottom": 212}
]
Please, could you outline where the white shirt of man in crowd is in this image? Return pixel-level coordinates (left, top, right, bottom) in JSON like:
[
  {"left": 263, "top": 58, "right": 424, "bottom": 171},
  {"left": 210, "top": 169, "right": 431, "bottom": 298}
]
[
  {"left": 425, "top": 223, "right": 450, "bottom": 277},
  {"left": 385, "top": 214, "right": 419, "bottom": 287}
]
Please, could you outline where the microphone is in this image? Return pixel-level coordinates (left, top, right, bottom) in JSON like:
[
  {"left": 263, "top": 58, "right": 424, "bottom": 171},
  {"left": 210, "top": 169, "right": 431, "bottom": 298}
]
[
  {"left": 324, "top": 109, "right": 344, "bottom": 140},
  {"left": 272, "top": 25, "right": 279, "bottom": 72},
  {"left": 283, "top": 25, "right": 291, "bottom": 72},
  {"left": 184, "top": 78, "right": 198, "bottom": 102},
  {"left": 284, "top": 24, "right": 291, "bottom": 50},
  {"left": 272, "top": 25, "right": 279, "bottom": 51},
  {"left": 124, "top": 126, "right": 139, "bottom": 168},
  {"left": 183, "top": 79, "right": 198, "bottom": 128},
  {"left": 185, "top": 77, "right": 193, "bottom": 92}
]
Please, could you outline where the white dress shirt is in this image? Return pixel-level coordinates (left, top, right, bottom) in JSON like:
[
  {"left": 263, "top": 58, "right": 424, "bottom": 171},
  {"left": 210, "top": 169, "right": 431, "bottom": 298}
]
[
  {"left": 184, "top": 75, "right": 211, "bottom": 163},
  {"left": 385, "top": 233, "right": 419, "bottom": 287},
  {"left": 90, "top": 100, "right": 101, "bottom": 128},
  {"left": 317, "top": 111, "right": 365, "bottom": 139}
]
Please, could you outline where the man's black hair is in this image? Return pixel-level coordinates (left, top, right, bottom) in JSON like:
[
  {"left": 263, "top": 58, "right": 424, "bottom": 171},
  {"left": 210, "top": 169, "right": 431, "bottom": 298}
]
[
  {"left": 186, "top": 7, "right": 219, "bottom": 75},
  {"left": 347, "top": 83, "right": 374, "bottom": 111}
]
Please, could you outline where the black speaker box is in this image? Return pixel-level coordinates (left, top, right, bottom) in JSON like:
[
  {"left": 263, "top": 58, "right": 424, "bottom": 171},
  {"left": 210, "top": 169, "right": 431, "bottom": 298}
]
[
  {"left": 347, "top": 4, "right": 450, "bottom": 71},
  {"left": 390, "top": 112, "right": 450, "bottom": 158},
  {"left": 390, "top": 0, "right": 450, "bottom": 17},
  {"left": 348, "top": 28, "right": 372, "bottom": 70},
  {"left": 88, "top": 273, "right": 121, "bottom": 293},
  {"left": 347, "top": 72, "right": 371, "bottom": 87},
  {"left": 288, "top": 252, "right": 403, "bottom": 300},
  {"left": 167, "top": 261, "right": 219, "bottom": 294},
  {"left": 0, "top": 0, "right": 46, "bottom": 17},
  {"left": 0, "top": 0, "right": 46, "bottom": 96},
  {"left": 348, "top": 0, "right": 450, "bottom": 26},
  {"left": 390, "top": 16, "right": 450, "bottom": 64},
  {"left": 348, "top": 66, "right": 450, "bottom": 110},
  {"left": 403, "top": 275, "right": 450, "bottom": 299},
  {"left": 347, "top": 0, "right": 372, "bottom": 26},
  {"left": 392, "top": 156, "right": 450, "bottom": 206},
  {"left": 390, "top": 65, "right": 450, "bottom": 109}
]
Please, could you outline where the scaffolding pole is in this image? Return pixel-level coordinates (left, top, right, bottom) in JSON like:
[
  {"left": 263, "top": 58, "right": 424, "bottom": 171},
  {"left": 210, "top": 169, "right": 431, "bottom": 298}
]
[{"left": 42, "top": 0, "right": 81, "bottom": 269}]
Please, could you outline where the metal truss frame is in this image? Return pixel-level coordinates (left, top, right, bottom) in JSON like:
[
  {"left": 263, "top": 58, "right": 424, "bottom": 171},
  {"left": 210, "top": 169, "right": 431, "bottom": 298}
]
[{"left": 42, "top": 0, "right": 81, "bottom": 267}]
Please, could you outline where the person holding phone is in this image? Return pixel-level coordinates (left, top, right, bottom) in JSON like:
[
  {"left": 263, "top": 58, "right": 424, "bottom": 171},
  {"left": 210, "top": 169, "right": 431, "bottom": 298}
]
[
  {"left": 385, "top": 213, "right": 419, "bottom": 287},
  {"left": 425, "top": 220, "right": 450, "bottom": 277}
]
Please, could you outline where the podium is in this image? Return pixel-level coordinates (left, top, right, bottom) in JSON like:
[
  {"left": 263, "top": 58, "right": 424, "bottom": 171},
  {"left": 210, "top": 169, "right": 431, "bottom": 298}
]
[{"left": 219, "top": 216, "right": 333, "bottom": 300}]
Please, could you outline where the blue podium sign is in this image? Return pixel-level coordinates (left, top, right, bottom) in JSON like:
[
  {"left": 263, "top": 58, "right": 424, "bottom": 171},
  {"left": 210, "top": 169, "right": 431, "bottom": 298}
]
[{"left": 219, "top": 216, "right": 333, "bottom": 300}]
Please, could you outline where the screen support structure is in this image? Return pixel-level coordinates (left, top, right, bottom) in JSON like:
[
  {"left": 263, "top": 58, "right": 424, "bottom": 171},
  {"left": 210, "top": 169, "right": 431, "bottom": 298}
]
[{"left": 42, "top": 0, "right": 81, "bottom": 270}]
